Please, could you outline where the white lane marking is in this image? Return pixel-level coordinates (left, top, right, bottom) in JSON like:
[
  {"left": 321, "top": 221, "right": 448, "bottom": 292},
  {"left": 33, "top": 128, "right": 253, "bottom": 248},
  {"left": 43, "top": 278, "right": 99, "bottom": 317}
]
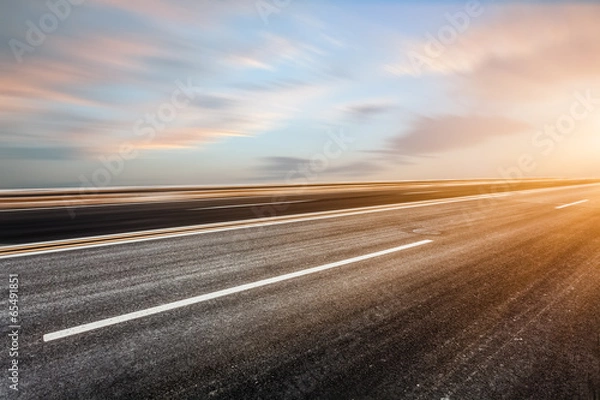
[
  {"left": 0, "top": 194, "right": 504, "bottom": 259},
  {"left": 189, "top": 200, "right": 310, "bottom": 211},
  {"left": 0, "top": 196, "right": 272, "bottom": 212},
  {"left": 555, "top": 199, "right": 589, "bottom": 209},
  {"left": 2, "top": 182, "right": 598, "bottom": 212},
  {"left": 3, "top": 183, "right": 597, "bottom": 257},
  {"left": 512, "top": 183, "right": 599, "bottom": 196},
  {"left": 43, "top": 240, "right": 433, "bottom": 342}
]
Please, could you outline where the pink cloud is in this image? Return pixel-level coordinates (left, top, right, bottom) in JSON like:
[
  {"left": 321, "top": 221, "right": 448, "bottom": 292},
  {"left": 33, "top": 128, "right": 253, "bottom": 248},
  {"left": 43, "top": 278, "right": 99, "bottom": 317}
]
[
  {"left": 387, "top": 114, "right": 532, "bottom": 156},
  {"left": 388, "top": 4, "right": 600, "bottom": 103},
  {"left": 94, "top": 0, "right": 253, "bottom": 25}
]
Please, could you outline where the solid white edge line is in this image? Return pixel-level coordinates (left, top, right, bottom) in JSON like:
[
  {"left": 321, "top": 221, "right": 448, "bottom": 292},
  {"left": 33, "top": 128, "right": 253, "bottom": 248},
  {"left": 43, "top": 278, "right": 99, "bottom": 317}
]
[
  {"left": 555, "top": 199, "right": 589, "bottom": 209},
  {"left": 0, "top": 196, "right": 273, "bottom": 212},
  {"left": 189, "top": 199, "right": 310, "bottom": 211},
  {"left": 15, "top": 180, "right": 598, "bottom": 252},
  {"left": 1, "top": 194, "right": 503, "bottom": 259},
  {"left": 2, "top": 182, "right": 598, "bottom": 213},
  {"left": 43, "top": 239, "right": 433, "bottom": 342},
  {"left": 18, "top": 180, "right": 598, "bottom": 255}
]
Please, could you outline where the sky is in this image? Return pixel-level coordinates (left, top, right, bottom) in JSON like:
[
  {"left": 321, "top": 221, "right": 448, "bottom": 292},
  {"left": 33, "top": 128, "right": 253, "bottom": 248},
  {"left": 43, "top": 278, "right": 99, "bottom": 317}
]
[{"left": 1, "top": 0, "right": 599, "bottom": 189}]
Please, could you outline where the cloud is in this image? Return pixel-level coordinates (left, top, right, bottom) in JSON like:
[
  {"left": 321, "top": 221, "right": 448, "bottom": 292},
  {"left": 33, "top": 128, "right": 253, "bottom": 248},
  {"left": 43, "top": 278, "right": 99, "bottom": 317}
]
[
  {"left": 382, "top": 114, "right": 532, "bottom": 156},
  {"left": 0, "top": 1, "right": 335, "bottom": 159},
  {"left": 254, "top": 156, "right": 306, "bottom": 181},
  {"left": 340, "top": 99, "right": 396, "bottom": 120},
  {"left": 233, "top": 78, "right": 310, "bottom": 93},
  {"left": 5, "top": 1, "right": 596, "bottom": 187},
  {"left": 0, "top": 30, "right": 166, "bottom": 128},
  {"left": 224, "top": 33, "right": 328, "bottom": 73},
  {"left": 459, "top": 5, "right": 600, "bottom": 103},
  {"left": 254, "top": 156, "right": 383, "bottom": 182},
  {"left": 375, "top": 3, "right": 599, "bottom": 173},
  {"left": 94, "top": 0, "right": 254, "bottom": 26},
  {"left": 324, "top": 160, "right": 383, "bottom": 177},
  {"left": 132, "top": 127, "right": 245, "bottom": 151},
  {"left": 385, "top": 4, "right": 600, "bottom": 102}
]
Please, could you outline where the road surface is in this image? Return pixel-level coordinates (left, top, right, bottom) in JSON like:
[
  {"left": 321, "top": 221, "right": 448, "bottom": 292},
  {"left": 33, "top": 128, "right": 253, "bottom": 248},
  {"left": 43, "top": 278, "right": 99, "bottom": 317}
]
[
  {"left": 1, "top": 181, "right": 599, "bottom": 399},
  {"left": 0, "top": 179, "right": 596, "bottom": 245}
]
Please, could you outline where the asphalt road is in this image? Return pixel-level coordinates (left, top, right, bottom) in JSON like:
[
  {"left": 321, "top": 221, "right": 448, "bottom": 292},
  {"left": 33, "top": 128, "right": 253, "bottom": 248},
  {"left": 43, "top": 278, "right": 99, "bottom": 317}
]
[
  {"left": 1, "top": 182, "right": 600, "bottom": 399},
  {"left": 0, "top": 179, "right": 597, "bottom": 245}
]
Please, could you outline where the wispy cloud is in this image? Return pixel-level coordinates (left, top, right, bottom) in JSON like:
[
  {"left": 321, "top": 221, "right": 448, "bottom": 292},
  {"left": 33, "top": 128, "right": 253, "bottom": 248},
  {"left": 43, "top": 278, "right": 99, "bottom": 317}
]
[
  {"left": 340, "top": 99, "right": 397, "bottom": 120},
  {"left": 0, "top": 1, "right": 336, "bottom": 159},
  {"left": 385, "top": 4, "right": 600, "bottom": 101},
  {"left": 1, "top": 1, "right": 599, "bottom": 187},
  {"left": 380, "top": 114, "right": 532, "bottom": 157},
  {"left": 255, "top": 156, "right": 382, "bottom": 182}
]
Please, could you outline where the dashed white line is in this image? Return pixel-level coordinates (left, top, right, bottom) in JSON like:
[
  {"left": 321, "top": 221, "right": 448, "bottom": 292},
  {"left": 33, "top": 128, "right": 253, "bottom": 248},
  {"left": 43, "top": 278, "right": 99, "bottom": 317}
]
[
  {"left": 0, "top": 193, "right": 506, "bottom": 259},
  {"left": 0, "top": 196, "right": 273, "bottom": 212},
  {"left": 555, "top": 199, "right": 589, "bottom": 209},
  {"left": 189, "top": 200, "right": 310, "bottom": 211},
  {"left": 43, "top": 239, "right": 433, "bottom": 342}
]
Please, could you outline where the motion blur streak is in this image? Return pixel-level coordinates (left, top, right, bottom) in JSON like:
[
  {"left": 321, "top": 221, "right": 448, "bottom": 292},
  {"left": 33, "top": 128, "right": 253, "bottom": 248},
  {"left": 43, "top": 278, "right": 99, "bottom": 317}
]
[{"left": 1, "top": 180, "right": 599, "bottom": 399}]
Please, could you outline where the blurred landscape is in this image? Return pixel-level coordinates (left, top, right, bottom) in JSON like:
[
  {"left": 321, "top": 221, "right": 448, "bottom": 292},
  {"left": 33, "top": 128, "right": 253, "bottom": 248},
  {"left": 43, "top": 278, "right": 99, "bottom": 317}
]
[{"left": 1, "top": 1, "right": 599, "bottom": 399}]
